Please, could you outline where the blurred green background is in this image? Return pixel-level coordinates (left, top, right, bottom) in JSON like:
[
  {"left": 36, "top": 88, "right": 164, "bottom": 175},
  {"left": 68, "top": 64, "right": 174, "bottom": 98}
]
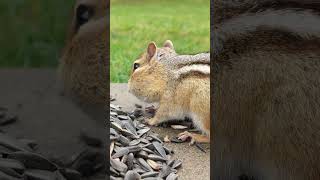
[
  {"left": 0, "top": 0, "right": 210, "bottom": 82},
  {"left": 111, "top": 0, "right": 210, "bottom": 82},
  {"left": 0, "top": 1, "right": 74, "bottom": 67}
]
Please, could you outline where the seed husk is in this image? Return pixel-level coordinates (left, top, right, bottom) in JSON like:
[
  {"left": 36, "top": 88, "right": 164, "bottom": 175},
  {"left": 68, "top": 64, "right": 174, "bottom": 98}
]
[
  {"left": 121, "top": 154, "right": 128, "bottom": 164},
  {"left": 0, "top": 133, "right": 32, "bottom": 152},
  {"left": 195, "top": 142, "right": 206, "bottom": 153},
  {"left": 137, "top": 128, "right": 150, "bottom": 137},
  {"left": 124, "top": 170, "right": 141, "bottom": 180},
  {"left": 118, "top": 115, "right": 129, "bottom": 120},
  {"left": 136, "top": 123, "right": 146, "bottom": 129},
  {"left": 133, "top": 168, "right": 146, "bottom": 174},
  {"left": 142, "top": 148, "right": 154, "bottom": 154},
  {"left": 111, "top": 122, "right": 123, "bottom": 132},
  {"left": 137, "top": 150, "right": 148, "bottom": 159},
  {"left": 110, "top": 111, "right": 118, "bottom": 117},
  {"left": 0, "top": 166, "right": 23, "bottom": 178},
  {"left": 25, "top": 169, "right": 65, "bottom": 180},
  {"left": 143, "top": 178, "right": 160, "bottom": 180},
  {"left": 116, "top": 110, "right": 127, "bottom": 116},
  {"left": 111, "top": 148, "right": 129, "bottom": 159},
  {"left": 110, "top": 166, "right": 119, "bottom": 176},
  {"left": 152, "top": 141, "right": 167, "bottom": 159},
  {"left": 163, "top": 146, "right": 174, "bottom": 155},
  {"left": 111, "top": 118, "right": 125, "bottom": 128},
  {"left": 118, "top": 135, "right": 130, "bottom": 146},
  {"left": 141, "top": 171, "right": 159, "bottom": 178},
  {"left": 121, "top": 129, "right": 138, "bottom": 139},
  {"left": 139, "top": 138, "right": 150, "bottom": 144},
  {"left": 124, "top": 122, "right": 137, "bottom": 136},
  {"left": 170, "top": 125, "right": 188, "bottom": 130},
  {"left": 128, "top": 145, "right": 142, "bottom": 153},
  {"left": 147, "top": 154, "right": 167, "bottom": 162},
  {"left": 129, "top": 139, "right": 140, "bottom": 146},
  {"left": 110, "top": 141, "right": 115, "bottom": 156},
  {"left": 126, "top": 153, "right": 134, "bottom": 170},
  {"left": 110, "top": 158, "right": 128, "bottom": 172},
  {"left": 8, "top": 151, "right": 58, "bottom": 171},
  {"left": 167, "top": 159, "right": 175, "bottom": 167},
  {"left": 0, "top": 114, "right": 17, "bottom": 126},
  {"left": 0, "top": 158, "right": 25, "bottom": 174},
  {"left": 147, "top": 159, "right": 161, "bottom": 170},
  {"left": 159, "top": 165, "right": 173, "bottom": 178},
  {"left": 110, "top": 104, "right": 121, "bottom": 111},
  {"left": 110, "top": 135, "right": 119, "bottom": 141},
  {"left": 166, "top": 172, "right": 179, "bottom": 180},
  {"left": 149, "top": 134, "right": 163, "bottom": 143},
  {"left": 171, "top": 160, "right": 182, "bottom": 169},
  {"left": 110, "top": 128, "right": 119, "bottom": 137},
  {"left": 142, "top": 143, "right": 154, "bottom": 150},
  {"left": 137, "top": 158, "right": 153, "bottom": 172}
]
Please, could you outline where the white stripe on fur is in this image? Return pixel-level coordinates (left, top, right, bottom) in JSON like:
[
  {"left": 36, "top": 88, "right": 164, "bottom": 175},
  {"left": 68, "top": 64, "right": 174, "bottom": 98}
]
[{"left": 174, "top": 64, "right": 210, "bottom": 79}]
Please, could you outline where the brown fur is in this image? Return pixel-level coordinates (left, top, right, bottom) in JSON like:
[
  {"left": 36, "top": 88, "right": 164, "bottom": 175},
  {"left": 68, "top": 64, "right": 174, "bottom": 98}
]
[
  {"left": 212, "top": 1, "right": 320, "bottom": 179},
  {"left": 58, "top": 0, "right": 108, "bottom": 104},
  {"left": 128, "top": 41, "right": 210, "bottom": 143}
]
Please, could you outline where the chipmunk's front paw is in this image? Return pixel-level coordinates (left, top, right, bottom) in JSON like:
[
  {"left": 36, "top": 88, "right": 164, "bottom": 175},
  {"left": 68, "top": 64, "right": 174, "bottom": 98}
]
[{"left": 147, "top": 117, "right": 159, "bottom": 126}]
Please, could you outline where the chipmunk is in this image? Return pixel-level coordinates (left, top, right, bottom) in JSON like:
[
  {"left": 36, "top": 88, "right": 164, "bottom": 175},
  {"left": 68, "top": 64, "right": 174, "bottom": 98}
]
[
  {"left": 212, "top": 0, "right": 320, "bottom": 179},
  {"left": 58, "top": 0, "right": 108, "bottom": 105},
  {"left": 128, "top": 40, "right": 210, "bottom": 144}
]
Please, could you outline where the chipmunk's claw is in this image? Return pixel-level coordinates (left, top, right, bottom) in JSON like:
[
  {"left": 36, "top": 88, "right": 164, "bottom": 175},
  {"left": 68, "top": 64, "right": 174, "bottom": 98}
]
[
  {"left": 178, "top": 131, "right": 210, "bottom": 144},
  {"left": 178, "top": 131, "right": 193, "bottom": 144},
  {"left": 147, "top": 117, "right": 158, "bottom": 126}
]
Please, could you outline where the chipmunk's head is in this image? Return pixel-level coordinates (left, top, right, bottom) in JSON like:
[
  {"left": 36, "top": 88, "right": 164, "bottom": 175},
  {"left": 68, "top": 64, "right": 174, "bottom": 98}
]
[
  {"left": 128, "top": 40, "right": 176, "bottom": 103},
  {"left": 58, "top": 0, "right": 109, "bottom": 104}
]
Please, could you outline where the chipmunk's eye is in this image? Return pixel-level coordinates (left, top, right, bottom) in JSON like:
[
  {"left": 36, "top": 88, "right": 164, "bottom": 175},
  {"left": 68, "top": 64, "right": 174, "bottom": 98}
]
[
  {"left": 76, "top": 4, "right": 93, "bottom": 30},
  {"left": 133, "top": 63, "right": 140, "bottom": 71}
]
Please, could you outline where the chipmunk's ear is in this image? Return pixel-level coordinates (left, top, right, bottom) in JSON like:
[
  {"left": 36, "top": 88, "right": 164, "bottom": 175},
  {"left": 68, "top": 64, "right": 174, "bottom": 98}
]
[
  {"left": 147, "top": 42, "right": 157, "bottom": 61},
  {"left": 163, "top": 40, "right": 174, "bottom": 50}
]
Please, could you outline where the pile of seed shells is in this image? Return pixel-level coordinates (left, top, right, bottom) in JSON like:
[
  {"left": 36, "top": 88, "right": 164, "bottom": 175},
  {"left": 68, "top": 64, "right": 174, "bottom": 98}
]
[
  {"left": 110, "top": 103, "right": 181, "bottom": 180},
  {"left": 0, "top": 132, "right": 75, "bottom": 180},
  {"left": 0, "top": 107, "right": 105, "bottom": 180}
]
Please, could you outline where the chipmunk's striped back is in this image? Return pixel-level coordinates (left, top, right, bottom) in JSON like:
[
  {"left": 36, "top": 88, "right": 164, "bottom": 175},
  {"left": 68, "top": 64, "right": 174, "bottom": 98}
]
[{"left": 160, "top": 53, "right": 210, "bottom": 79}]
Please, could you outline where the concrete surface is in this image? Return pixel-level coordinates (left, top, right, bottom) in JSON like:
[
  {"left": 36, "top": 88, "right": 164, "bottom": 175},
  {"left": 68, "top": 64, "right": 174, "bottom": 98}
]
[
  {"left": 111, "top": 83, "right": 210, "bottom": 180},
  {"left": 0, "top": 69, "right": 105, "bottom": 180}
]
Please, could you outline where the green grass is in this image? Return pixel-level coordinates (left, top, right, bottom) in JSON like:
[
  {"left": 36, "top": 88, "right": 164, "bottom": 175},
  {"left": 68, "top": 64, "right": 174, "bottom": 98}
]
[
  {"left": 111, "top": 0, "right": 210, "bottom": 82},
  {"left": 0, "top": 0, "right": 74, "bottom": 67}
]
